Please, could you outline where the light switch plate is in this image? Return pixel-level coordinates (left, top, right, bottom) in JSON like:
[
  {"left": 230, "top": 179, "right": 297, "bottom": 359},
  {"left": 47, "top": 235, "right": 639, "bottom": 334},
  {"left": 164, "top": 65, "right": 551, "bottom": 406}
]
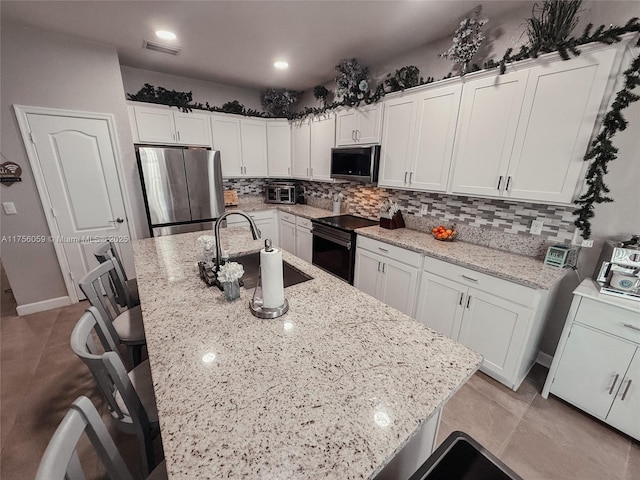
[
  {"left": 530, "top": 220, "right": 544, "bottom": 235},
  {"left": 581, "top": 239, "right": 594, "bottom": 247},
  {"left": 3, "top": 202, "right": 17, "bottom": 215},
  {"left": 420, "top": 204, "right": 429, "bottom": 215}
]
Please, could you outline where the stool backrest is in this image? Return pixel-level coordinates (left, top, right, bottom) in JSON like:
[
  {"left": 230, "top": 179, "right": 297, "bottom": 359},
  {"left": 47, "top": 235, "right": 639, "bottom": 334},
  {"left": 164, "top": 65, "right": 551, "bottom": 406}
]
[
  {"left": 94, "top": 242, "right": 131, "bottom": 308},
  {"left": 79, "top": 259, "right": 125, "bottom": 323}
]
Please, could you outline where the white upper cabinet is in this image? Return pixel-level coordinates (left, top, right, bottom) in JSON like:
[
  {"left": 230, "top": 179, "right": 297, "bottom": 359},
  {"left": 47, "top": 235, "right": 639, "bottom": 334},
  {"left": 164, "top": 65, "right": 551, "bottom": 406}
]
[
  {"left": 291, "top": 119, "right": 311, "bottom": 179},
  {"left": 211, "top": 115, "right": 268, "bottom": 177},
  {"left": 266, "top": 120, "right": 292, "bottom": 178},
  {"left": 506, "top": 48, "right": 618, "bottom": 203},
  {"left": 131, "top": 105, "right": 211, "bottom": 146},
  {"left": 450, "top": 69, "right": 530, "bottom": 198},
  {"left": 379, "top": 83, "right": 462, "bottom": 192},
  {"left": 240, "top": 118, "right": 268, "bottom": 177},
  {"left": 335, "top": 104, "right": 382, "bottom": 145},
  {"left": 211, "top": 115, "right": 243, "bottom": 176}
]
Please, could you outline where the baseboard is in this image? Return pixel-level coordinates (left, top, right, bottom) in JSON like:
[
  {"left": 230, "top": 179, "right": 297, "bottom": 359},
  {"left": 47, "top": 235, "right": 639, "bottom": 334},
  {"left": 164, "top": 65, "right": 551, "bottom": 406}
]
[
  {"left": 16, "top": 296, "right": 71, "bottom": 316},
  {"left": 535, "top": 351, "right": 553, "bottom": 368}
]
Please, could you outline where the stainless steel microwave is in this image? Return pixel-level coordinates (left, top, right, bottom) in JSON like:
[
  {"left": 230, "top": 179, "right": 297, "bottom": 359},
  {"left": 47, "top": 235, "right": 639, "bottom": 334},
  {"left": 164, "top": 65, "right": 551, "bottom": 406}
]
[{"left": 330, "top": 145, "right": 380, "bottom": 183}]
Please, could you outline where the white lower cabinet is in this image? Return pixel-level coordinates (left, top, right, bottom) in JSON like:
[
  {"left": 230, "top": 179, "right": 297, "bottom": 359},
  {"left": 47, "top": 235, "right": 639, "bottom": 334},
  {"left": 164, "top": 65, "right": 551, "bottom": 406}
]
[
  {"left": 543, "top": 284, "right": 640, "bottom": 440},
  {"left": 278, "top": 212, "right": 312, "bottom": 263},
  {"left": 354, "top": 236, "right": 421, "bottom": 317},
  {"left": 225, "top": 210, "right": 277, "bottom": 245},
  {"left": 416, "top": 256, "right": 549, "bottom": 390}
]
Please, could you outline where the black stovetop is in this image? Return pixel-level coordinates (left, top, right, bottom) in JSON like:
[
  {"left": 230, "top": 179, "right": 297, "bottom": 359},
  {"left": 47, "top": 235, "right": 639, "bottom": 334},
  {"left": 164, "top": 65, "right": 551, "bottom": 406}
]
[{"left": 312, "top": 214, "right": 378, "bottom": 231}]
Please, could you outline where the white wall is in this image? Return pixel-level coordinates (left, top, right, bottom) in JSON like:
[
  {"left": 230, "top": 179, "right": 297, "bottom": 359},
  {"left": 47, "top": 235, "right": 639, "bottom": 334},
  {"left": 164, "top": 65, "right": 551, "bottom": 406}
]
[
  {"left": 121, "top": 65, "right": 263, "bottom": 112},
  {"left": 0, "top": 22, "right": 145, "bottom": 307}
]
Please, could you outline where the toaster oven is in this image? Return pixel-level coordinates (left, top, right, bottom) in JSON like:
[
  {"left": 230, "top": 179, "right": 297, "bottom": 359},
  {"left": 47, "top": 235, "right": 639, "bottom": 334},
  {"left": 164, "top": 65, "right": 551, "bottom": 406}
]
[{"left": 265, "top": 182, "right": 297, "bottom": 204}]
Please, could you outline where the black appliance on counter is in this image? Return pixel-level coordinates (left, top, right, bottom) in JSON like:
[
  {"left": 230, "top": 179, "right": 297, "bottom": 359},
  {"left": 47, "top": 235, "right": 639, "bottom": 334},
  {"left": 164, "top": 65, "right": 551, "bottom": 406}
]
[{"left": 311, "top": 214, "right": 377, "bottom": 284}]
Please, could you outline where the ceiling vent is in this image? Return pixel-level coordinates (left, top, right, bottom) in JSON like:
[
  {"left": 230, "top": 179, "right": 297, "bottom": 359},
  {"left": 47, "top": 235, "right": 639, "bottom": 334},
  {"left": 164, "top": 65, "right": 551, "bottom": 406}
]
[{"left": 143, "top": 40, "right": 181, "bottom": 56}]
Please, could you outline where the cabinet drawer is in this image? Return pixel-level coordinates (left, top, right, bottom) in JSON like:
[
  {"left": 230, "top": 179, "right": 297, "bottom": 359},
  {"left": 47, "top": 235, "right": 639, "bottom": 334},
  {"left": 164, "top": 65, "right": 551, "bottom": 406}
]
[
  {"left": 296, "top": 216, "right": 312, "bottom": 230},
  {"left": 574, "top": 297, "right": 640, "bottom": 343},
  {"left": 357, "top": 236, "right": 423, "bottom": 267},
  {"left": 423, "top": 256, "right": 536, "bottom": 307},
  {"left": 279, "top": 212, "right": 296, "bottom": 224},
  {"left": 227, "top": 209, "right": 273, "bottom": 225}
]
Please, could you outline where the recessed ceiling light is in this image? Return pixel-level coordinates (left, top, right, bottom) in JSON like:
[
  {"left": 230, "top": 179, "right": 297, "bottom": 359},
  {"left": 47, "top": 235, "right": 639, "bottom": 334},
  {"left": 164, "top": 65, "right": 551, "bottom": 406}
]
[
  {"left": 155, "top": 30, "right": 177, "bottom": 41},
  {"left": 274, "top": 61, "right": 289, "bottom": 70}
]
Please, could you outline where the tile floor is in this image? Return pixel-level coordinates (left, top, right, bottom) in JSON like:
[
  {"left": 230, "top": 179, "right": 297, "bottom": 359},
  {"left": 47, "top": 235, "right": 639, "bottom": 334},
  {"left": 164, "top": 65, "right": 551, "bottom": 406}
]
[{"left": 1, "top": 297, "right": 638, "bottom": 479}]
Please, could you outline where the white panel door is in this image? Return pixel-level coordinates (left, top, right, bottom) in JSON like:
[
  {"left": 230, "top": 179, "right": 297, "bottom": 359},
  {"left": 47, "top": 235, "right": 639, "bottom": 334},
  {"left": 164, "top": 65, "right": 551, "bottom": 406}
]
[
  {"left": 355, "top": 104, "right": 382, "bottom": 144},
  {"left": 415, "top": 272, "right": 465, "bottom": 339},
  {"left": 607, "top": 348, "right": 640, "bottom": 439},
  {"left": 378, "top": 257, "right": 419, "bottom": 316},
  {"left": 378, "top": 95, "right": 417, "bottom": 189},
  {"left": 278, "top": 218, "right": 296, "bottom": 253},
  {"left": 295, "top": 226, "right": 313, "bottom": 264},
  {"left": 240, "top": 119, "right": 268, "bottom": 177},
  {"left": 552, "top": 324, "right": 636, "bottom": 420},
  {"left": 450, "top": 70, "right": 529, "bottom": 197},
  {"left": 411, "top": 84, "right": 462, "bottom": 192},
  {"left": 310, "top": 114, "right": 335, "bottom": 181},
  {"left": 134, "top": 106, "right": 175, "bottom": 144},
  {"left": 26, "top": 113, "right": 132, "bottom": 300},
  {"left": 335, "top": 109, "right": 358, "bottom": 145},
  {"left": 173, "top": 111, "right": 211, "bottom": 146},
  {"left": 458, "top": 288, "right": 530, "bottom": 381},
  {"left": 291, "top": 119, "right": 311, "bottom": 178},
  {"left": 506, "top": 48, "right": 618, "bottom": 203},
  {"left": 211, "top": 115, "right": 243, "bottom": 177},
  {"left": 267, "top": 121, "right": 292, "bottom": 177},
  {"left": 354, "top": 249, "right": 382, "bottom": 300}
]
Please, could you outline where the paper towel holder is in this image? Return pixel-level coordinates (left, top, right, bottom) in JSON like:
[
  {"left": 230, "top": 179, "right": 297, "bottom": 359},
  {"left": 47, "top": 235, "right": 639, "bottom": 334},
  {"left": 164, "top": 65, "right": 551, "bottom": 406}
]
[{"left": 249, "top": 240, "right": 289, "bottom": 319}]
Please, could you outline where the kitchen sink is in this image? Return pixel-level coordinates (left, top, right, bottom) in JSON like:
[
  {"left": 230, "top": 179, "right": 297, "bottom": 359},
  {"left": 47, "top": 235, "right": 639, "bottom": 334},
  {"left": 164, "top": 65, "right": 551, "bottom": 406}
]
[{"left": 230, "top": 252, "right": 312, "bottom": 290}]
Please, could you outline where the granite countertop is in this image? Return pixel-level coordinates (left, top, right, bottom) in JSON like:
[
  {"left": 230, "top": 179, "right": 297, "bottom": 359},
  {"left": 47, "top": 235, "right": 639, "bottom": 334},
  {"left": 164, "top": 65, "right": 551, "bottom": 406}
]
[
  {"left": 132, "top": 228, "right": 482, "bottom": 479},
  {"left": 356, "top": 226, "right": 568, "bottom": 290}
]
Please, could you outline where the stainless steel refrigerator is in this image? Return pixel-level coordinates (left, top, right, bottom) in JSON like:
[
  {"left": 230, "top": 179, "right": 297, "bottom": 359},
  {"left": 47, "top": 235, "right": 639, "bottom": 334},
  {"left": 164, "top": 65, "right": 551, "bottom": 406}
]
[{"left": 136, "top": 146, "right": 225, "bottom": 236}]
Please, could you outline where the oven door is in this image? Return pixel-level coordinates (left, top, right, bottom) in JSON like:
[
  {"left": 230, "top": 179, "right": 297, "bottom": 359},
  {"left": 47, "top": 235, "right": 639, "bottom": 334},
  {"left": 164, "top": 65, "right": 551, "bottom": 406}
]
[{"left": 312, "top": 223, "right": 355, "bottom": 283}]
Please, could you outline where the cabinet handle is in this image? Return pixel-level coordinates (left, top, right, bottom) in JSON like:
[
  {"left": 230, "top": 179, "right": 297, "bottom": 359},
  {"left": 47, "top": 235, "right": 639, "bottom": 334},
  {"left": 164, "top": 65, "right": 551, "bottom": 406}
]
[
  {"left": 288, "top": 167, "right": 291, "bottom": 175},
  {"left": 620, "top": 379, "right": 632, "bottom": 401},
  {"left": 608, "top": 373, "right": 620, "bottom": 395},
  {"left": 310, "top": 167, "right": 313, "bottom": 177},
  {"left": 459, "top": 292, "right": 464, "bottom": 305},
  {"left": 404, "top": 172, "right": 408, "bottom": 183},
  {"left": 378, "top": 247, "right": 389, "bottom": 252},
  {"left": 506, "top": 176, "right": 512, "bottom": 191},
  {"left": 623, "top": 323, "right": 640, "bottom": 332},
  {"left": 352, "top": 130, "right": 356, "bottom": 141},
  {"left": 381, "top": 262, "right": 385, "bottom": 273},
  {"left": 497, "top": 175, "right": 503, "bottom": 190},
  {"left": 466, "top": 296, "right": 472, "bottom": 309},
  {"left": 462, "top": 275, "right": 478, "bottom": 283},
  {"left": 409, "top": 172, "right": 413, "bottom": 184},
  {"left": 356, "top": 129, "right": 360, "bottom": 141},
  {"left": 177, "top": 131, "right": 181, "bottom": 141},
  {"left": 377, "top": 261, "right": 381, "bottom": 272}
]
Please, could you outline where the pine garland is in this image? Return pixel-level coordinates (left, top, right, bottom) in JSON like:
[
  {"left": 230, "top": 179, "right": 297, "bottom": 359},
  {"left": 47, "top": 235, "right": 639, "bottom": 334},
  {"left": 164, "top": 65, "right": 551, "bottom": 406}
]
[{"left": 573, "top": 50, "right": 640, "bottom": 239}]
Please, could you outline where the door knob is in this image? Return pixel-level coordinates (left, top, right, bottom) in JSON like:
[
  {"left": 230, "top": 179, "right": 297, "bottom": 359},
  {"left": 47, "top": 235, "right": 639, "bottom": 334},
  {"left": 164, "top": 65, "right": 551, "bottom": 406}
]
[{"left": 109, "top": 217, "right": 124, "bottom": 224}]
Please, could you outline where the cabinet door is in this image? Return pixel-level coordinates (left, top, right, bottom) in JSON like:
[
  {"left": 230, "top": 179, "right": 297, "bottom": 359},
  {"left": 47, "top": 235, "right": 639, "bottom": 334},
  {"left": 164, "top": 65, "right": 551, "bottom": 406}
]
[
  {"left": 278, "top": 218, "right": 296, "bottom": 253},
  {"left": 378, "top": 95, "right": 417, "bottom": 189},
  {"left": 295, "top": 225, "right": 313, "bottom": 264},
  {"left": 354, "top": 248, "right": 383, "bottom": 300},
  {"left": 450, "top": 70, "right": 529, "bottom": 197},
  {"left": 240, "top": 119, "right": 268, "bottom": 177},
  {"left": 507, "top": 48, "right": 618, "bottom": 203},
  {"left": 410, "top": 84, "right": 462, "bottom": 192},
  {"left": 134, "top": 106, "right": 176, "bottom": 144},
  {"left": 291, "top": 120, "right": 311, "bottom": 178},
  {"left": 173, "top": 111, "right": 211, "bottom": 146},
  {"left": 310, "top": 114, "right": 335, "bottom": 181},
  {"left": 335, "top": 109, "right": 358, "bottom": 146},
  {"left": 458, "top": 287, "right": 530, "bottom": 382},
  {"left": 551, "top": 324, "right": 636, "bottom": 420},
  {"left": 211, "top": 116, "right": 243, "bottom": 177},
  {"left": 378, "top": 257, "right": 419, "bottom": 316},
  {"left": 355, "top": 104, "right": 382, "bottom": 144},
  {"left": 607, "top": 348, "right": 640, "bottom": 440},
  {"left": 415, "top": 272, "right": 465, "bottom": 339},
  {"left": 267, "top": 121, "right": 291, "bottom": 177}
]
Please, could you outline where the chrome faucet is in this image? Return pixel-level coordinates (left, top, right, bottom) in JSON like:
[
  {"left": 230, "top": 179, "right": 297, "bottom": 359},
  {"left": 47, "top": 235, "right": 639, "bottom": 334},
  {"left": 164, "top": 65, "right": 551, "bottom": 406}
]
[{"left": 213, "top": 210, "right": 261, "bottom": 275}]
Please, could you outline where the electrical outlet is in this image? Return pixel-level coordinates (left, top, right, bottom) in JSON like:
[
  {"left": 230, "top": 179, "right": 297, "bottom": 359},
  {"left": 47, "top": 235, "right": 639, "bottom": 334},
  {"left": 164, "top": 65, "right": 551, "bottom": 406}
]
[
  {"left": 2, "top": 202, "right": 16, "bottom": 215},
  {"left": 530, "top": 220, "right": 544, "bottom": 235},
  {"left": 420, "top": 204, "right": 429, "bottom": 215},
  {"left": 581, "top": 239, "right": 594, "bottom": 248}
]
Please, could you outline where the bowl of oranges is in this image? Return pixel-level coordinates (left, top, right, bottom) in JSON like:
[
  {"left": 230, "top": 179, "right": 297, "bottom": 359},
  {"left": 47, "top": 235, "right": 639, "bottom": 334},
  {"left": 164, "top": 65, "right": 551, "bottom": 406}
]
[{"left": 432, "top": 225, "right": 458, "bottom": 241}]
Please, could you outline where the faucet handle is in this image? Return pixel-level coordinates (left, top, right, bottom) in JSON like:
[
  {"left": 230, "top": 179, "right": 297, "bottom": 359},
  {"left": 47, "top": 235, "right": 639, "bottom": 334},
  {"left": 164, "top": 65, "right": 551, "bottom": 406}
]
[{"left": 264, "top": 239, "right": 273, "bottom": 252}]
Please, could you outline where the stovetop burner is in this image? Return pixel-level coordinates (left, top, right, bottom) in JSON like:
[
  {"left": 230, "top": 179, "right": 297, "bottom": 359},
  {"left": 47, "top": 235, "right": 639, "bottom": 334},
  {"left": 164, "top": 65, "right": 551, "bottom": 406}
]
[{"left": 312, "top": 214, "right": 378, "bottom": 231}]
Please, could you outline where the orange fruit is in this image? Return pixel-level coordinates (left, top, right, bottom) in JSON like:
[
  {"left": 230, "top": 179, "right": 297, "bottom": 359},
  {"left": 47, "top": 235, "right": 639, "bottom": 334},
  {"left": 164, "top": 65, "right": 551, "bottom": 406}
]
[
  {"left": 432, "top": 227, "right": 438, "bottom": 233},
  {"left": 446, "top": 229, "right": 452, "bottom": 235}
]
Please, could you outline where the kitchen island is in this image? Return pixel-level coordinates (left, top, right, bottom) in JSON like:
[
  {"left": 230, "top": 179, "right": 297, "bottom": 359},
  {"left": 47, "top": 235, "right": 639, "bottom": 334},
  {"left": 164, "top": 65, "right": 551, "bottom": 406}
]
[{"left": 132, "top": 227, "right": 482, "bottom": 479}]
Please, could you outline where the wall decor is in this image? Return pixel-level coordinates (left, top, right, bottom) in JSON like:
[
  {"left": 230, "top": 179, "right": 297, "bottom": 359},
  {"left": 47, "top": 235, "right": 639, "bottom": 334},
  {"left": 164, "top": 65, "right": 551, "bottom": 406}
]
[
  {"left": 526, "top": 0, "right": 583, "bottom": 55},
  {"left": 261, "top": 88, "right": 301, "bottom": 117},
  {"left": 439, "top": 5, "right": 488, "bottom": 75},
  {"left": 0, "top": 161, "right": 22, "bottom": 185},
  {"left": 384, "top": 66, "right": 424, "bottom": 92}
]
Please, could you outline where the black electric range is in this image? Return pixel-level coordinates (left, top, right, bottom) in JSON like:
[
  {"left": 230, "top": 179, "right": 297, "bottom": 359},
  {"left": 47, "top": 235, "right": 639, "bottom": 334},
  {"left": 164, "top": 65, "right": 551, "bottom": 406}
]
[{"left": 310, "top": 214, "right": 377, "bottom": 284}]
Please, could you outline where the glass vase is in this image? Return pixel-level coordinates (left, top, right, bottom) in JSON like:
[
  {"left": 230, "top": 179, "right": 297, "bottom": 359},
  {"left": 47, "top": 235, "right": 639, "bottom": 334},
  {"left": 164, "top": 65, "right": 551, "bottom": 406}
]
[{"left": 223, "top": 279, "right": 240, "bottom": 301}]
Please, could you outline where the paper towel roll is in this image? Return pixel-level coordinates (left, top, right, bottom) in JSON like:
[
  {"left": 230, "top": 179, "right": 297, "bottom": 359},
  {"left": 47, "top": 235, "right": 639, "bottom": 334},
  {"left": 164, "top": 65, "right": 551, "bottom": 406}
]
[{"left": 260, "top": 246, "right": 285, "bottom": 309}]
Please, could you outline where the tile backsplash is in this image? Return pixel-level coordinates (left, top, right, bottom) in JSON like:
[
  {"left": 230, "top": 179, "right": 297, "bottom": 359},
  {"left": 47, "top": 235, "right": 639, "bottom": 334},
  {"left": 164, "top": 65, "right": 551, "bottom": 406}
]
[{"left": 228, "top": 178, "right": 577, "bottom": 258}]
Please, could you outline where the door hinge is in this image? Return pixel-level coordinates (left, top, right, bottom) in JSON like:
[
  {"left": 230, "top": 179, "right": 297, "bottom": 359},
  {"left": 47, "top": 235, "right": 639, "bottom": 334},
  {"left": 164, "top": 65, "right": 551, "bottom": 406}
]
[
  {"left": 50, "top": 207, "right": 57, "bottom": 218},
  {"left": 68, "top": 271, "right": 74, "bottom": 281},
  {"left": 29, "top": 131, "right": 35, "bottom": 144}
]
